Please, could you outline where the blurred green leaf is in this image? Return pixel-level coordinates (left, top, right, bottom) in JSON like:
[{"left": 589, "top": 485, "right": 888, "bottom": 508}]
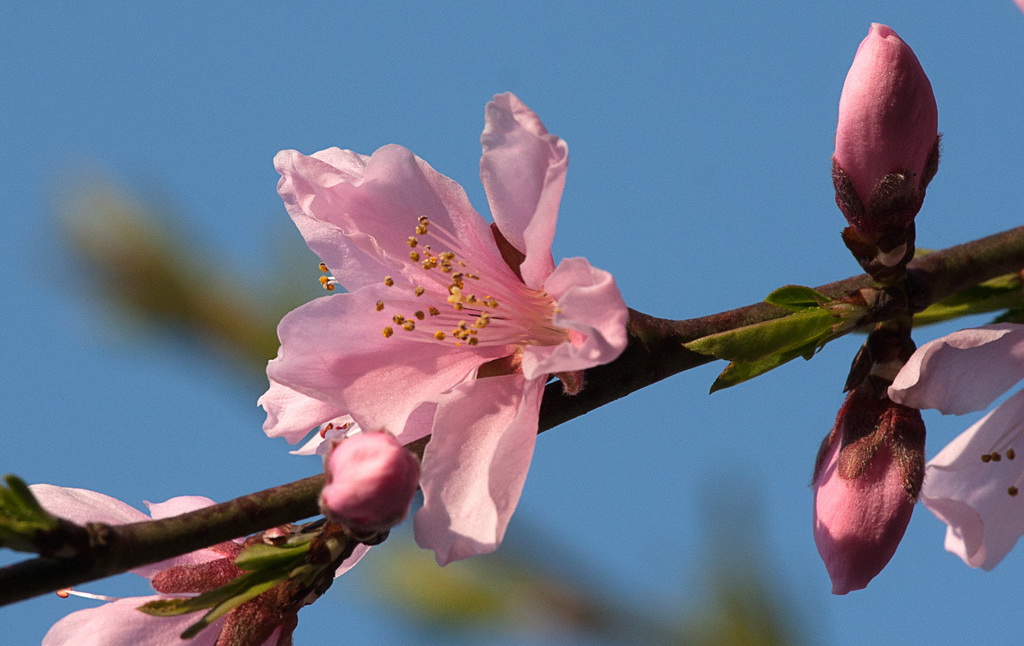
[{"left": 0, "top": 475, "right": 60, "bottom": 553}]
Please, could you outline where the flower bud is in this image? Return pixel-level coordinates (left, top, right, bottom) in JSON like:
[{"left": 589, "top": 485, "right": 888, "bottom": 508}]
[
  {"left": 832, "top": 23, "right": 939, "bottom": 279},
  {"left": 321, "top": 431, "right": 420, "bottom": 536},
  {"left": 812, "top": 386, "right": 925, "bottom": 594}
]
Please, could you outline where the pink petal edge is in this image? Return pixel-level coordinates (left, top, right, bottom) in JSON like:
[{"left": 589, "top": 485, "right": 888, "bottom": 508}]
[
  {"left": 415, "top": 373, "right": 545, "bottom": 565},
  {"left": 480, "top": 92, "right": 566, "bottom": 289},
  {"left": 888, "top": 324, "right": 1024, "bottom": 415}
]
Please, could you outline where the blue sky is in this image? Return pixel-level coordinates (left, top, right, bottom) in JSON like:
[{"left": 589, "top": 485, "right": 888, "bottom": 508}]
[{"left": 3, "top": 2, "right": 1024, "bottom": 644}]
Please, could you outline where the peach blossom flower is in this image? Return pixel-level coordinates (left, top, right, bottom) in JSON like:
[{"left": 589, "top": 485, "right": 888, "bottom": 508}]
[{"left": 260, "top": 93, "right": 628, "bottom": 564}]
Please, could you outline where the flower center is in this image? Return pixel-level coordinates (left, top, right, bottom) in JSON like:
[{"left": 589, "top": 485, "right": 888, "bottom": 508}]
[{"left": 321, "top": 216, "right": 567, "bottom": 349}]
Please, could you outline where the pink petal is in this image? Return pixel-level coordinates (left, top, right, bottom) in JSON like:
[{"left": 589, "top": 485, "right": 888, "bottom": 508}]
[
  {"left": 335, "top": 543, "right": 371, "bottom": 578},
  {"left": 888, "top": 324, "right": 1024, "bottom": 415},
  {"left": 275, "top": 145, "right": 499, "bottom": 291},
  {"left": 259, "top": 378, "right": 348, "bottom": 445},
  {"left": 266, "top": 285, "right": 508, "bottom": 435},
  {"left": 29, "top": 486, "right": 227, "bottom": 578},
  {"left": 42, "top": 596, "right": 226, "bottom": 646},
  {"left": 480, "top": 93, "right": 567, "bottom": 289},
  {"left": 521, "top": 257, "right": 629, "bottom": 380},
  {"left": 30, "top": 485, "right": 150, "bottom": 526},
  {"left": 144, "top": 496, "right": 217, "bottom": 521},
  {"left": 921, "top": 387, "right": 1024, "bottom": 569},
  {"left": 414, "top": 373, "right": 545, "bottom": 565}
]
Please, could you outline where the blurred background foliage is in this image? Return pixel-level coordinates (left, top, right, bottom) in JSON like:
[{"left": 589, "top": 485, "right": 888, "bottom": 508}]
[{"left": 56, "top": 183, "right": 806, "bottom": 645}]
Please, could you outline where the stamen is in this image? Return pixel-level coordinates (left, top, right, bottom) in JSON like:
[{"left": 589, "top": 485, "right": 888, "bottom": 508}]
[
  {"left": 318, "top": 262, "right": 329, "bottom": 273},
  {"left": 382, "top": 327, "right": 394, "bottom": 338},
  {"left": 384, "top": 276, "right": 395, "bottom": 287},
  {"left": 376, "top": 301, "right": 385, "bottom": 311},
  {"left": 56, "top": 588, "right": 120, "bottom": 602},
  {"left": 1010, "top": 487, "right": 1019, "bottom": 497}
]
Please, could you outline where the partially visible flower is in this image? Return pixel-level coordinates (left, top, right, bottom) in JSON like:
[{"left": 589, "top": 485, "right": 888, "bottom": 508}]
[
  {"left": 812, "top": 385, "right": 925, "bottom": 594},
  {"left": 1016, "top": 0, "right": 1024, "bottom": 14},
  {"left": 260, "top": 93, "right": 628, "bottom": 564},
  {"left": 33, "top": 485, "right": 367, "bottom": 646},
  {"left": 889, "top": 323, "right": 1024, "bottom": 569},
  {"left": 321, "top": 431, "right": 420, "bottom": 536},
  {"left": 832, "top": 23, "right": 939, "bottom": 277}
]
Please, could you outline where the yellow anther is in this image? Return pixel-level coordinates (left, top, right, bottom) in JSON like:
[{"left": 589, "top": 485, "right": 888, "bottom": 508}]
[
  {"left": 439, "top": 252, "right": 455, "bottom": 262},
  {"left": 376, "top": 301, "right": 385, "bottom": 311},
  {"left": 414, "top": 285, "right": 425, "bottom": 296},
  {"left": 384, "top": 276, "right": 395, "bottom": 287},
  {"left": 428, "top": 307, "right": 440, "bottom": 316},
  {"left": 453, "top": 303, "right": 464, "bottom": 311},
  {"left": 414, "top": 311, "right": 425, "bottom": 320},
  {"left": 407, "top": 237, "right": 418, "bottom": 248},
  {"left": 325, "top": 284, "right": 336, "bottom": 291},
  {"left": 318, "top": 262, "right": 329, "bottom": 273},
  {"left": 319, "top": 276, "right": 330, "bottom": 285},
  {"left": 418, "top": 215, "right": 429, "bottom": 224},
  {"left": 415, "top": 225, "right": 428, "bottom": 235},
  {"left": 422, "top": 257, "right": 438, "bottom": 270},
  {"left": 393, "top": 315, "right": 406, "bottom": 324},
  {"left": 434, "top": 331, "right": 446, "bottom": 340},
  {"left": 382, "top": 326, "right": 394, "bottom": 338},
  {"left": 409, "top": 251, "right": 421, "bottom": 262},
  {"left": 467, "top": 337, "right": 479, "bottom": 346},
  {"left": 465, "top": 273, "right": 479, "bottom": 280},
  {"left": 402, "top": 321, "right": 416, "bottom": 331}
]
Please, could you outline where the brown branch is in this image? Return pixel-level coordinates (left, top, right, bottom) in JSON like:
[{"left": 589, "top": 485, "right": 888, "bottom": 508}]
[{"left": 3, "top": 225, "right": 1024, "bottom": 607}]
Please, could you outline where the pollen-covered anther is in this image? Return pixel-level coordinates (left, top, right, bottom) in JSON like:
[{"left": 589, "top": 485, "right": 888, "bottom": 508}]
[
  {"left": 384, "top": 276, "right": 395, "bottom": 287},
  {"left": 409, "top": 251, "right": 421, "bottom": 262},
  {"left": 402, "top": 321, "right": 415, "bottom": 331},
  {"left": 318, "top": 262, "right": 329, "bottom": 273},
  {"left": 407, "top": 237, "right": 418, "bottom": 248},
  {"left": 467, "top": 337, "right": 479, "bottom": 346},
  {"left": 428, "top": 307, "right": 440, "bottom": 316},
  {"left": 414, "top": 311, "right": 425, "bottom": 320},
  {"left": 414, "top": 286, "right": 425, "bottom": 297},
  {"left": 375, "top": 301, "right": 385, "bottom": 311},
  {"left": 382, "top": 326, "right": 394, "bottom": 338},
  {"left": 422, "top": 257, "right": 438, "bottom": 270},
  {"left": 434, "top": 331, "right": 446, "bottom": 341},
  {"left": 393, "top": 315, "right": 406, "bottom": 324}
]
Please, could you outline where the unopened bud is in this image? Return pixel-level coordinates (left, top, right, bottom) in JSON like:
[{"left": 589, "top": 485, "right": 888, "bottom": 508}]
[
  {"left": 812, "top": 386, "right": 925, "bottom": 594},
  {"left": 832, "top": 23, "right": 939, "bottom": 279},
  {"left": 321, "top": 431, "right": 420, "bottom": 536}
]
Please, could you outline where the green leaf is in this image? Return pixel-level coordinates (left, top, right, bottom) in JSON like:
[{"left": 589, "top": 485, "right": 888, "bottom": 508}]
[
  {"left": 685, "top": 308, "right": 836, "bottom": 363},
  {"left": 139, "top": 565, "right": 288, "bottom": 618},
  {"left": 914, "top": 273, "right": 1024, "bottom": 327},
  {"left": 764, "top": 285, "right": 831, "bottom": 312},
  {"left": 0, "top": 475, "right": 60, "bottom": 553},
  {"left": 234, "top": 541, "right": 311, "bottom": 571},
  {"left": 709, "top": 340, "right": 823, "bottom": 392}
]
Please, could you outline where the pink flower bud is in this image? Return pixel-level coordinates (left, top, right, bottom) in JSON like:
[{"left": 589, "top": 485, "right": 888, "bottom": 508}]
[
  {"left": 321, "top": 431, "right": 420, "bottom": 536},
  {"left": 812, "top": 387, "right": 925, "bottom": 594},
  {"left": 832, "top": 24, "right": 939, "bottom": 279}
]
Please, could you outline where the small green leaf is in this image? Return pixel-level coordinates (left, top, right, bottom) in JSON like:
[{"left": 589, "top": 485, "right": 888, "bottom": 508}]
[
  {"left": 764, "top": 285, "right": 831, "bottom": 312},
  {"left": 234, "top": 541, "right": 311, "bottom": 571},
  {"left": 139, "top": 566, "right": 287, "bottom": 618},
  {"left": 685, "top": 309, "right": 836, "bottom": 363},
  {"left": 709, "top": 341, "right": 823, "bottom": 392},
  {"left": 0, "top": 475, "right": 60, "bottom": 553}
]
